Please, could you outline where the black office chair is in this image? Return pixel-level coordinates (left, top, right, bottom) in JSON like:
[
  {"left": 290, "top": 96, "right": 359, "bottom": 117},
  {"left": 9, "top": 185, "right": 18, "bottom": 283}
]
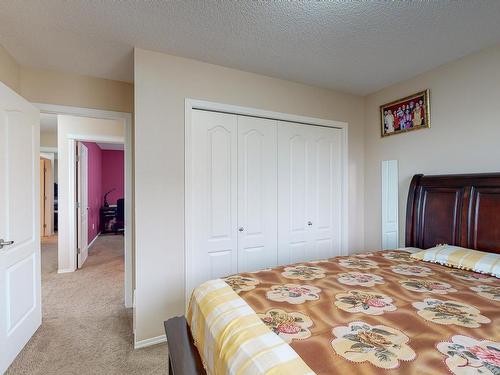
[{"left": 114, "top": 198, "right": 125, "bottom": 234}]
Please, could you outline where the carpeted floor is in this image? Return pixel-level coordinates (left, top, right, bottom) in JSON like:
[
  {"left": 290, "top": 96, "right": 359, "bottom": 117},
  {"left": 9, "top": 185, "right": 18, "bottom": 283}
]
[{"left": 6, "top": 235, "right": 168, "bottom": 375}]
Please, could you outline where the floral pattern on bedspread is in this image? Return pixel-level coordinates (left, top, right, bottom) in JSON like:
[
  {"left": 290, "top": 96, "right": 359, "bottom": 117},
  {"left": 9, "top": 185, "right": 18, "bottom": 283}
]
[
  {"left": 391, "top": 263, "right": 435, "bottom": 277},
  {"left": 382, "top": 251, "right": 416, "bottom": 262},
  {"left": 331, "top": 321, "right": 416, "bottom": 369},
  {"left": 259, "top": 309, "right": 313, "bottom": 343},
  {"left": 338, "top": 257, "right": 379, "bottom": 269},
  {"left": 334, "top": 290, "right": 396, "bottom": 315},
  {"left": 222, "top": 250, "right": 499, "bottom": 374},
  {"left": 281, "top": 265, "right": 326, "bottom": 280},
  {"left": 412, "top": 298, "right": 491, "bottom": 327},
  {"left": 449, "top": 269, "right": 498, "bottom": 282},
  {"left": 437, "top": 335, "right": 500, "bottom": 375},
  {"left": 266, "top": 284, "right": 321, "bottom": 304},
  {"left": 399, "top": 279, "right": 457, "bottom": 294},
  {"left": 337, "top": 272, "right": 384, "bottom": 287},
  {"left": 470, "top": 285, "right": 500, "bottom": 301},
  {"left": 222, "top": 275, "right": 259, "bottom": 294}
]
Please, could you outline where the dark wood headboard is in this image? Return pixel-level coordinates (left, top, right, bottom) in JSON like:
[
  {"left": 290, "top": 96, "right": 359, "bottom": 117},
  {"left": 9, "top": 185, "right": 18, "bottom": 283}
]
[{"left": 405, "top": 173, "right": 500, "bottom": 254}]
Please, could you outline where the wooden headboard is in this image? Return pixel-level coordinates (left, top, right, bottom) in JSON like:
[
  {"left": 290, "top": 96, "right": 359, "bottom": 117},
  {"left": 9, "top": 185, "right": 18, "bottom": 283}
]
[{"left": 405, "top": 173, "right": 500, "bottom": 254}]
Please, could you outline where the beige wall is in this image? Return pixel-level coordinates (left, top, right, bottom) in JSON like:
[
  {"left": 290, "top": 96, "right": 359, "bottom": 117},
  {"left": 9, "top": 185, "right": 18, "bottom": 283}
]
[
  {"left": 134, "top": 48, "right": 365, "bottom": 341},
  {"left": 40, "top": 131, "right": 58, "bottom": 148},
  {"left": 0, "top": 43, "right": 133, "bottom": 113},
  {"left": 364, "top": 44, "right": 500, "bottom": 250},
  {"left": 0, "top": 44, "right": 20, "bottom": 93},
  {"left": 57, "top": 115, "right": 125, "bottom": 272},
  {"left": 20, "top": 66, "right": 133, "bottom": 113}
]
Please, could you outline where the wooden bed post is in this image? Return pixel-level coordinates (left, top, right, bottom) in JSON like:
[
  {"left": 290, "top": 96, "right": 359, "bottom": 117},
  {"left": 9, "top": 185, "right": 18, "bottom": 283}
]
[
  {"left": 164, "top": 316, "right": 206, "bottom": 375},
  {"left": 405, "top": 174, "right": 423, "bottom": 247}
]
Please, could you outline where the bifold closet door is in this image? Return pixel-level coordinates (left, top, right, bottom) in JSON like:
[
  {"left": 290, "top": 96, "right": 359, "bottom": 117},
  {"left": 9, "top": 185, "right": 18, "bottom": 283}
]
[
  {"left": 191, "top": 110, "right": 238, "bottom": 289},
  {"left": 237, "top": 116, "right": 277, "bottom": 272},
  {"left": 277, "top": 121, "right": 342, "bottom": 265}
]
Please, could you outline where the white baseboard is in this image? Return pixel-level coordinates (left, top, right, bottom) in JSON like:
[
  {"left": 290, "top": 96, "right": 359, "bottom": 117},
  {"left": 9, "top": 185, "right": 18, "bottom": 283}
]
[
  {"left": 88, "top": 232, "right": 101, "bottom": 249},
  {"left": 134, "top": 334, "right": 167, "bottom": 349},
  {"left": 57, "top": 267, "right": 76, "bottom": 274}
]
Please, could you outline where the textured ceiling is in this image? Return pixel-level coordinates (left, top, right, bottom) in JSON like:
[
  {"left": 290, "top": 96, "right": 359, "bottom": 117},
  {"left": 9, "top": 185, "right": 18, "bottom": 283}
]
[{"left": 1, "top": 1, "right": 500, "bottom": 94}]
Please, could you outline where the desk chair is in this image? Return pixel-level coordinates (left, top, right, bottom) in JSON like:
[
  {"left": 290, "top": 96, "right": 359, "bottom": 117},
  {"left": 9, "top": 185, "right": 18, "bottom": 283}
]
[{"left": 114, "top": 198, "right": 125, "bottom": 234}]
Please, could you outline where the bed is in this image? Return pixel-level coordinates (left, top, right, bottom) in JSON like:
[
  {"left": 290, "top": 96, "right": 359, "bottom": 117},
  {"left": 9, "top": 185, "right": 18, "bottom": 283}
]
[{"left": 165, "top": 173, "right": 500, "bottom": 374}]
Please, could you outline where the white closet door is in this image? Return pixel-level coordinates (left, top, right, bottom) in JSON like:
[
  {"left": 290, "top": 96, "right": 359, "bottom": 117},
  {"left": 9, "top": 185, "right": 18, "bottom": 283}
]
[
  {"left": 237, "top": 116, "right": 277, "bottom": 272},
  {"left": 277, "top": 122, "right": 314, "bottom": 264},
  {"left": 277, "top": 121, "right": 342, "bottom": 264},
  {"left": 310, "top": 126, "right": 342, "bottom": 260},
  {"left": 190, "top": 110, "right": 238, "bottom": 290}
]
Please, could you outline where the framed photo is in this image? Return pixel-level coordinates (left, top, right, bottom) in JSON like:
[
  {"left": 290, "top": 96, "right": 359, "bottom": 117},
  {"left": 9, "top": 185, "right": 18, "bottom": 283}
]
[{"left": 380, "top": 89, "right": 430, "bottom": 137}]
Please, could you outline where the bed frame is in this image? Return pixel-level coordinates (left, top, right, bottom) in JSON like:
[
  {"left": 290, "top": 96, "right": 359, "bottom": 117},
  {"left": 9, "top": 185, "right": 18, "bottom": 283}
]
[
  {"left": 165, "top": 172, "right": 500, "bottom": 374},
  {"left": 406, "top": 173, "right": 500, "bottom": 253}
]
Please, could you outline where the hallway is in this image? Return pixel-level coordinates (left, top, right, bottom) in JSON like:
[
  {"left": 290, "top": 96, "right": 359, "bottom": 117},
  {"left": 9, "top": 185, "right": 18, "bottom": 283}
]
[{"left": 6, "top": 235, "right": 166, "bottom": 375}]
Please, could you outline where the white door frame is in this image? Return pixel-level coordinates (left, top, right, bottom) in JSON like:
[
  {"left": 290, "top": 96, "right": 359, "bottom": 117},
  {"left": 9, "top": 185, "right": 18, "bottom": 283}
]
[
  {"left": 33, "top": 103, "right": 133, "bottom": 309},
  {"left": 184, "top": 98, "right": 349, "bottom": 305},
  {"left": 76, "top": 142, "right": 89, "bottom": 268}
]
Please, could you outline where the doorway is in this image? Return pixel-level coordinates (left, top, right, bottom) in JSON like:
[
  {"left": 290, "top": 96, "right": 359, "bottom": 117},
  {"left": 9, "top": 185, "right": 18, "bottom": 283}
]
[
  {"left": 36, "top": 104, "right": 133, "bottom": 308},
  {"left": 75, "top": 140, "right": 126, "bottom": 269}
]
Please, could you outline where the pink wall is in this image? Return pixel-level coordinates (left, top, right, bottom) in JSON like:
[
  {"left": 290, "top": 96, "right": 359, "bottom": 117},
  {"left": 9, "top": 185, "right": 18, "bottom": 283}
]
[
  {"left": 82, "top": 144, "right": 124, "bottom": 243},
  {"left": 101, "top": 150, "right": 125, "bottom": 205},
  {"left": 83, "top": 142, "right": 102, "bottom": 243}
]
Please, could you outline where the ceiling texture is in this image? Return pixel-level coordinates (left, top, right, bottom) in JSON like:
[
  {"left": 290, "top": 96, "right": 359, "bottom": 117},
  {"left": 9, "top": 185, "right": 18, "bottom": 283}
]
[{"left": 1, "top": 1, "right": 500, "bottom": 95}]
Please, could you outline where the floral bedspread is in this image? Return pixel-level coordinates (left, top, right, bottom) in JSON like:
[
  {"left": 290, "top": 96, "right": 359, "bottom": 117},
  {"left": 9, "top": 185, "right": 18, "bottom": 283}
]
[{"left": 222, "top": 250, "right": 500, "bottom": 374}]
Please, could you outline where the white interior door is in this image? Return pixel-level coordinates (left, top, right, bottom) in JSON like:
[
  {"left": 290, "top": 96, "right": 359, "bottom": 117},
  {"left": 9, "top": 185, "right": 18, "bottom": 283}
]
[
  {"left": 0, "top": 82, "right": 41, "bottom": 373},
  {"left": 189, "top": 110, "right": 238, "bottom": 295},
  {"left": 277, "top": 121, "right": 342, "bottom": 264},
  {"left": 237, "top": 116, "right": 277, "bottom": 272},
  {"left": 77, "top": 142, "right": 89, "bottom": 268}
]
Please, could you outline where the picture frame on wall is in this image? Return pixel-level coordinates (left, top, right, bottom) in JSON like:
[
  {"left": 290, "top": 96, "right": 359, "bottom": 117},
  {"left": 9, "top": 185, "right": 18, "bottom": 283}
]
[{"left": 380, "top": 89, "right": 430, "bottom": 137}]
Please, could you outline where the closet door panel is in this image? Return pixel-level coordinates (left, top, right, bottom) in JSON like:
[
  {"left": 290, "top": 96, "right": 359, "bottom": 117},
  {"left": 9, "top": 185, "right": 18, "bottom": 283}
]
[
  {"left": 277, "top": 122, "right": 313, "bottom": 264},
  {"left": 311, "top": 127, "right": 342, "bottom": 260},
  {"left": 278, "top": 121, "right": 342, "bottom": 264},
  {"left": 191, "top": 110, "right": 238, "bottom": 289},
  {"left": 237, "top": 116, "right": 277, "bottom": 272}
]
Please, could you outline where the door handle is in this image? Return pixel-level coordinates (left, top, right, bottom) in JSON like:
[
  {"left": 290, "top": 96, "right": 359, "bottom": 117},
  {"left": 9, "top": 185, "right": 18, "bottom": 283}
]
[
  {"left": 0, "top": 239, "right": 14, "bottom": 250},
  {"left": 238, "top": 227, "right": 244, "bottom": 232}
]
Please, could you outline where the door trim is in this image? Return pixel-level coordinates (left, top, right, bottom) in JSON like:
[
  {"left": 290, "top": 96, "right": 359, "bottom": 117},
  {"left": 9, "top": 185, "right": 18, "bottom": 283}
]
[
  {"left": 184, "top": 99, "right": 349, "bottom": 308},
  {"left": 33, "top": 103, "right": 134, "bottom": 310},
  {"left": 76, "top": 141, "right": 89, "bottom": 268}
]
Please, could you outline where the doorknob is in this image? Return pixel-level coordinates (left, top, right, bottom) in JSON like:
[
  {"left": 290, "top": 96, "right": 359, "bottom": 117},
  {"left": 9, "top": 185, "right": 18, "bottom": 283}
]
[
  {"left": 0, "top": 239, "right": 14, "bottom": 250},
  {"left": 238, "top": 227, "right": 244, "bottom": 232},
  {"left": 307, "top": 221, "right": 313, "bottom": 226}
]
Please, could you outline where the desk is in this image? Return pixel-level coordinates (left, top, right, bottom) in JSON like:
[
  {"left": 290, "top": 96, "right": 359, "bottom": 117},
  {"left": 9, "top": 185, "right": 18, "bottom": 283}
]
[{"left": 100, "top": 206, "right": 117, "bottom": 233}]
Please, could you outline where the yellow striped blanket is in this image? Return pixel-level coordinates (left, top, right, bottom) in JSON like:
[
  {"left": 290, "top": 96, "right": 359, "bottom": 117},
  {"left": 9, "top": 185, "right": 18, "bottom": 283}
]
[
  {"left": 187, "top": 279, "right": 315, "bottom": 375},
  {"left": 412, "top": 245, "right": 500, "bottom": 277}
]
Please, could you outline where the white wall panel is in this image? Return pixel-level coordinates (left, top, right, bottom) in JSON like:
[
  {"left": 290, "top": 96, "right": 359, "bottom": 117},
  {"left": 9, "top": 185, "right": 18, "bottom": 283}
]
[{"left": 381, "top": 160, "right": 399, "bottom": 249}]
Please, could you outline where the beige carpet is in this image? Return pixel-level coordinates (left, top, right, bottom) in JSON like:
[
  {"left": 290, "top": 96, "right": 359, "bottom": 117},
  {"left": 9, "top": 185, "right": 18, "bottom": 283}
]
[{"left": 6, "top": 235, "right": 168, "bottom": 375}]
